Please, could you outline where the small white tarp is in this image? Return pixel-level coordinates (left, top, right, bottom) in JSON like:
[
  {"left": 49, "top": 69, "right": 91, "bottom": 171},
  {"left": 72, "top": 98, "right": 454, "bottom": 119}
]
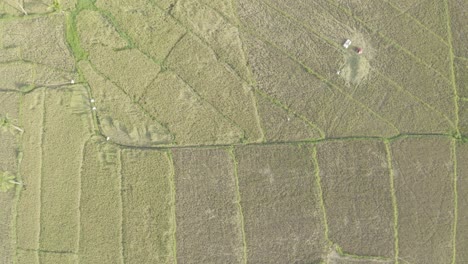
[{"left": 343, "top": 39, "right": 351, "bottom": 49}]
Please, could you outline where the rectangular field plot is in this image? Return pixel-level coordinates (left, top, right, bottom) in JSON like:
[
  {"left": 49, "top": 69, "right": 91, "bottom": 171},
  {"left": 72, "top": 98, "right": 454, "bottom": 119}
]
[
  {"left": 88, "top": 46, "right": 161, "bottom": 100},
  {"left": 238, "top": 0, "right": 342, "bottom": 81},
  {"left": 339, "top": 0, "right": 451, "bottom": 79},
  {"left": 456, "top": 142, "right": 468, "bottom": 263},
  {"left": 404, "top": 0, "right": 448, "bottom": 41},
  {"left": 255, "top": 94, "right": 323, "bottom": 141},
  {"left": 16, "top": 89, "right": 44, "bottom": 252},
  {"left": 266, "top": 0, "right": 361, "bottom": 46},
  {"left": 79, "top": 61, "right": 172, "bottom": 146},
  {"left": 140, "top": 71, "right": 244, "bottom": 145},
  {"left": 95, "top": 0, "right": 186, "bottom": 63},
  {"left": 390, "top": 138, "right": 454, "bottom": 264},
  {"left": 235, "top": 145, "right": 327, "bottom": 263},
  {"left": 2, "top": 14, "right": 75, "bottom": 71},
  {"left": 316, "top": 141, "right": 394, "bottom": 258},
  {"left": 166, "top": 34, "right": 263, "bottom": 143},
  {"left": 120, "top": 149, "right": 175, "bottom": 264},
  {"left": 79, "top": 140, "right": 123, "bottom": 264},
  {"left": 368, "top": 32, "right": 456, "bottom": 124},
  {"left": 39, "top": 87, "right": 91, "bottom": 253},
  {"left": 241, "top": 34, "right": 397, "bottom": 138},
  {"left": 169, "top": 0, "right": 252, "bottom": 81},
  {"left": 172, "top": 148, "right": 244, "bottom": 263},
  {"left": 351, "top": 72, "right": 453, "bottom": 134}
]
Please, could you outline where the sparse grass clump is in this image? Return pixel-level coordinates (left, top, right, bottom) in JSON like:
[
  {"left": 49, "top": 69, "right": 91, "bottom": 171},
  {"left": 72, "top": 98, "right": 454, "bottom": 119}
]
[{"left": 0, "top": 114, "right": 23, "bottom": 134}]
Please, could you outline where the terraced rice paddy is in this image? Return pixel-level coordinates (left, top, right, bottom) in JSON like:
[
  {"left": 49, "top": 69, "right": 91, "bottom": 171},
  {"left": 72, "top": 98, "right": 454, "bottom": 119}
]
[{"left": 0, "top": 0, "right": 467, "bottom": 263}]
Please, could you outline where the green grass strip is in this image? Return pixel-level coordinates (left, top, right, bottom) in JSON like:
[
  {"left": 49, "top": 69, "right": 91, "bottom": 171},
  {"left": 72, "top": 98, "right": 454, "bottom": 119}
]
[
  {"left": 11, "top": 93, "right": 25, "bottom": 263},
  {"left": 228, "top": 147, "right": 248, "bottom": 264},
  {"left": 451, "top": 139, "right": 458, "bottom": 264},
  {"left": 116, "top": 149, "right": 125, "bottom": 264},
  {"left": 443, "top": 0, "right": 461, "bottom": 139},
  {"left": 166, "top": 151, "right": 178, "bottom": 264},
  {"left": 384, "top": 140, "right": 399, "bottom": 264},
  {"left": 37, "top": 89, "right": 46, "bottom": 252},
  {"left": 334, "top": 243, "right": 393, "bottom": 261},
  {"left": 311, "top": 146, "right": 332, "bottom": 249},
  {"left": 251, "top": 93, "right": 267, "bottom": 144},
  {"left": 65, "top": 11, "right": 88, "bottom": 62},
  {"left": 64, "top": 0, "right": 107, "bottom": 140}
]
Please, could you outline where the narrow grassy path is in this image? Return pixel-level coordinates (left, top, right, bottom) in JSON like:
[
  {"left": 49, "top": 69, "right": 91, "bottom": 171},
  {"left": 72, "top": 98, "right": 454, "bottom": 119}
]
[
  {"left": 251, "top": 92, "right": 267, "bottom": 143},
  {"left": 117, "top": 149, "right": 126, "bottom": 264},
  {"left": 97, "top": 132, "right": 455, "bottom": 152},
  {"left": 17, "top": 248, "right": 78, "bottom": 255},
  {"left": 166, "top": 150, "right": 178, "bottom": 264},
  {"left": 384, "top": 140, "right": 399, "bottom": 264},
  {"left": 76, "top": 137, "right": 87, "bottom": 259},
  {"left": 11, "top": 92, "right": 25, "bottom": 264},
  {"left": 451, "top": 139, "right": 458, "bottom": 264},
  {"left": 333, "top": 246, "right": 394, "bottom": 262},
  {"left": 228, "top": 147, "right": 248, "bottom": 264},
  {"left": 37, "top": 89, "right": 46, "bottom": 253},
  {"left": 443, "top": 0, "right": 461, "bottom": 139},
  {"left": 310, "top": 147, "right": 332, "bottom": 250}
]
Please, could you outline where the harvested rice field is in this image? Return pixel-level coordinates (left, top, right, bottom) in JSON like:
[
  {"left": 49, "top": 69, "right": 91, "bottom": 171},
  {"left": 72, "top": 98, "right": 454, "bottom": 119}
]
[{"left": 0, "top": 0, "right": 466, "bottom": 263}]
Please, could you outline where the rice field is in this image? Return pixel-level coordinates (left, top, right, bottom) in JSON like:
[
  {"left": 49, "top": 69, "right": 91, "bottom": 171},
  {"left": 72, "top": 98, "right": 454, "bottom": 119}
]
[
  {"left": 0, "top": 0, "right": 466, "bottom": 263},
  {"left": 317, "top": 141, "right": 394, "bottom": 258}
]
